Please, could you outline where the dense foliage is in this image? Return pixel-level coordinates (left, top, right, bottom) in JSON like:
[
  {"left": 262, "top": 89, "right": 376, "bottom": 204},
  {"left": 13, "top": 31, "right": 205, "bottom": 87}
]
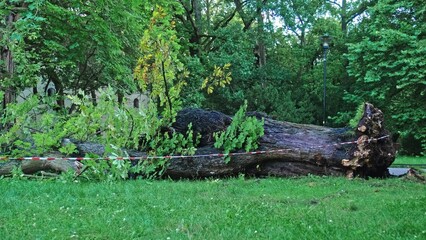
[
  {"left": 1, "top": 0, "right": 425, "bottom": 154},
  {"left": 345, "top": 0, "right": 426, "bottom": 153},
  {"left": 1, "top": 0, "right": 146, "bottom": 106}
]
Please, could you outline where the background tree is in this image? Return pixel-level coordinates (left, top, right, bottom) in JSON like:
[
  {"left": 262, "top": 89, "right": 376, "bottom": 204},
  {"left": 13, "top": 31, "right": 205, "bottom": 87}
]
[
  {"left": 134, "top": 4, "right": 187, "bottom": 123},
  {"left": 176, "top": 0, "right": 283, "bottom": 114},
  {"left": 1, "top": 0, "right": 146, "bottom": 110},
  {"left": 1, "top": 0, "right": 42, "bottom": 110},
  {"left": 344, "top": 0, "right": 426, "bottom": 154},
  {"left": 173, "top": 0, "right": 374, "bottom": 125},
  {"left": 35, "top": 0, "right": 145, "bottom": 107}
]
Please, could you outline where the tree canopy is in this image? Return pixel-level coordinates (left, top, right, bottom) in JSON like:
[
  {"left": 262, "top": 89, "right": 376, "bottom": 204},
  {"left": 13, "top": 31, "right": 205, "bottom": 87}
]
[{"left": 1, "top": 0, "right": 424, "bottom": 154}]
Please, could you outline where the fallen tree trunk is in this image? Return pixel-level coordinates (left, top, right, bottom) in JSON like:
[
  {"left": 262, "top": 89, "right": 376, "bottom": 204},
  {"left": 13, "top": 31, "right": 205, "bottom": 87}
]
[
  {"left": 0, "top": 103, "right": 396, "bottom": 178},
  {"left": 162, "top": 103, "right": 396, "bottom": 178},
  {"left": 0, "top": 152, "right": 81, "bottom": 176}
]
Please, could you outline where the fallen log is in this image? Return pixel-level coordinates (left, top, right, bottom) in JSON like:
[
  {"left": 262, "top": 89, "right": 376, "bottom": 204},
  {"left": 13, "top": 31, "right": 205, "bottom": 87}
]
[
  {"left": 0, "top": 103, "right": 396, "bottom": 178},
  {"left": 162, "top": 103, "right": 396, "bottom": 178},
  {"left": 0, "top": 152, "right": 81, "bottom": 176}
]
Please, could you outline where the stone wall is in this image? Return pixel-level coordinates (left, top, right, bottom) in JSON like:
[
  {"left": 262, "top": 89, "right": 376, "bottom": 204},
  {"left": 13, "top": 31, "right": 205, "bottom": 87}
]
[{"left": 16, "top": 81, "right": 148, "bottom": 110}]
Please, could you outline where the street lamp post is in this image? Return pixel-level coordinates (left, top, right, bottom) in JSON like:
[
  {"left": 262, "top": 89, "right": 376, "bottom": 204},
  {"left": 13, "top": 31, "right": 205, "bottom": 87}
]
[{"left": 320, "top": 34, "right": 331, "bottom": 126}]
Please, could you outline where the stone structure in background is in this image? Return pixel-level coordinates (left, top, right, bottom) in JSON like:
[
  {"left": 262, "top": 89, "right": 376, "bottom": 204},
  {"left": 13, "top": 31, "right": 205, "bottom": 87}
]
[{"left": 16, "top": 81, "right": 148, "bottom": 110}]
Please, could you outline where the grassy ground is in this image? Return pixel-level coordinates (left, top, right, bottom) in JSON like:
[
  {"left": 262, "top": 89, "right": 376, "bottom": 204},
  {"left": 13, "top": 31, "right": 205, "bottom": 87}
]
[
  {"left": 0, "top": 176, "right": 425, "bottom": 239},
  {"left": 393, "top": 155, "right": 426, "bottom": 165}
]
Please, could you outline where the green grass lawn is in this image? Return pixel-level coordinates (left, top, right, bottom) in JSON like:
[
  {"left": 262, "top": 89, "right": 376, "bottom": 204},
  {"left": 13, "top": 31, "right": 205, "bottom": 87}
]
[
  {"left": 393, "top": 155, "right": 426, "bottom": 166},
  {"left": 1, "top": 176, "right": 425, "bottom": 239}
]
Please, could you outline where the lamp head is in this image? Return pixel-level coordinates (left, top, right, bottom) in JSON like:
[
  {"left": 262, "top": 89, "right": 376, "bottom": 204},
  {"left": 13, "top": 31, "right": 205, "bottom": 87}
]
[{"left": 320, "top": 34, "right": 331, "bottom": 49}]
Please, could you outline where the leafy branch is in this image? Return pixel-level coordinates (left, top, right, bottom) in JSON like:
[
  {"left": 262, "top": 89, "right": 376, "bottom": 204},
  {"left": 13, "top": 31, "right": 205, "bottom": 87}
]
[
  {"left": 214, "top": 101, "right": 264, "bottom": 163},
  {"left": 201, "top": 63, "right": 232, "bottom": 94}
]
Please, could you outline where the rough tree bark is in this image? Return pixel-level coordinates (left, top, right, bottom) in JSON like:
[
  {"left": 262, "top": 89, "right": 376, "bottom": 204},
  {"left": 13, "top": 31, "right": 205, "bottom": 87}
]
[
  {"left": 162, "top": 103, "right": 395, "bottom": 178},
  {"left": 1, "top": 3, "right": 30, "bottom": 110},
  {"left": 1, "top": 10, "right": 18, "bottom": 110},
  {"left": 0, "top": 103, "right": 396, "bottom": 178},
  {"left": 0, "top": 152, "right": 81, "bottom": 176}
]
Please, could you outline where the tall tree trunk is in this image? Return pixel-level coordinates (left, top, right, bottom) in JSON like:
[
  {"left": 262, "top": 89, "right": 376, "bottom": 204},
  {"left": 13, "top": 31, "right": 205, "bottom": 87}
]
[
  {"left": 1, "top": 3, "right": 29, "bottom": 110},
  {"left": 193, "top": 0, "right": 202, "bottom": 36},
  {"left": 48, "top": 70, "right": 65, "bottom": 108},
  {"left": 255, "top": 0, "right": 266, "bottom": 67},
  {"left": 189, "top": 0, "right": 202, "bottom": 57},
  {"left": 180, "top": 0, "right": 202, "bottom": 57},
  {"left": 206, "top": 0, "right": 211, "bottom": 30},
  {"left": 1, "top": 12, "right": 18, "bottom": 110},
  {"left": 341, "top": 0, "right": 347, "bottom": 35}
]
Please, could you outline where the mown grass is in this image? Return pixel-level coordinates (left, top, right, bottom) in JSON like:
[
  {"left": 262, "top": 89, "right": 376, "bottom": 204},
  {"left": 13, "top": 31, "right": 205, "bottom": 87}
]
[
  {"left": 0, "top": 176, "right": 425, "bottom": 239},
  {"left": 393, "top": 155, "right": 426, "bottom": 165}
]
